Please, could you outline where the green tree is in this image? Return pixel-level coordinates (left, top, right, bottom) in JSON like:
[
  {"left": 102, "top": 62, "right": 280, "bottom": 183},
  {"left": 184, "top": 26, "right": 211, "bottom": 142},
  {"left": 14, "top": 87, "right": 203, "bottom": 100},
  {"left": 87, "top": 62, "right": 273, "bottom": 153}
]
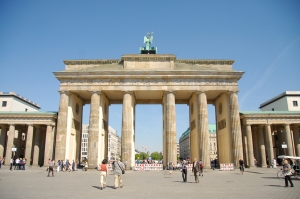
[
  {"left": 135, "top": 154, "right": 140, "bottom": 160},
  {"left": 139, "top": 152, "right": 148, "bottom": 160},
  {"left": 151, "top": 152, "right": 162, "bottom": 160}
]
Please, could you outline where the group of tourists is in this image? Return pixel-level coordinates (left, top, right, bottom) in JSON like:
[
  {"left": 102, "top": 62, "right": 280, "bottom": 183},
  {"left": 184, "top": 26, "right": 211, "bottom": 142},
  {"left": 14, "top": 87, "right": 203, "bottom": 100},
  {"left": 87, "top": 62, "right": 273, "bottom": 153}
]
[
  {"left": 7, "top": 157, "right": 28, "bottom": 171},
  {"left": 98, "top": 157, "right": 125, "bottom": 190},
  {"left": 55, "top": 159, "right": 79, "bottom": 172}
]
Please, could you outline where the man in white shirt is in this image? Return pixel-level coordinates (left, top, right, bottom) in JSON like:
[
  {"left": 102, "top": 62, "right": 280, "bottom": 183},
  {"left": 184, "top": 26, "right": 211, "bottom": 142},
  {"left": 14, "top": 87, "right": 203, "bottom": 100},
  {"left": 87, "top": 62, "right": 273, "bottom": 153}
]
[{"left": 15, "top": 158, "right": 20, "bottom": 170}]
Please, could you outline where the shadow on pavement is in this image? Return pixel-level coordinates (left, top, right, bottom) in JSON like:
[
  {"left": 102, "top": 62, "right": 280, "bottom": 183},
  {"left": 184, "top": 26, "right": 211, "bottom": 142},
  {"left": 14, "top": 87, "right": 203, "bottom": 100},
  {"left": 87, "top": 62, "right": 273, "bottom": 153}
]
[
  {"left": 173, "top": 181, "right": 194, "bottom": 183},
  {"left": 261, "top": 177, "right": 282, "bottom": 180},
  {"left": 92, "top": 186, "right": 101, "bottom": 190},
  {"left": 265, "top": 185, "right": 282, "bottom": 187}
]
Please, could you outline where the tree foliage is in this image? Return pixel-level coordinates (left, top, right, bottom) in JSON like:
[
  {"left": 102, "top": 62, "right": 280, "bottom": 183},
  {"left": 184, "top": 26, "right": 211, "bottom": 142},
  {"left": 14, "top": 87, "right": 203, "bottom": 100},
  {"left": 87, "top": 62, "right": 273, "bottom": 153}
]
[
  {"left": 139, "top": 152, "right": 149, "bottom": 160},
  {"left": 135, "top": 154, "right": 140, "bottom": 160},
  {"left": 151, "top": 152, "right": 162, "bottom": 160}
]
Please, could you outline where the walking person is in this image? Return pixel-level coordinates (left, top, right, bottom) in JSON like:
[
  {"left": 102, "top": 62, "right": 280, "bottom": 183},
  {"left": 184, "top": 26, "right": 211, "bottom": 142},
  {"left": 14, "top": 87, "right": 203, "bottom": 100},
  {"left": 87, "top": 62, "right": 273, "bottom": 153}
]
[
  {"left": 273, "top": 158, "right": 277, "bottom": 169},
  {"left": 10, "top": 158, "right": 13, "bottom": 171},
  {"left": 192, "top": 158, "right": 200, "bottom": 183},
  {"left": 99, "top": 159, "right": 108, "bottom": 190},
  {"left": 239, "top": 159, "right": 244, "bottom": 174},
  {"left": 57, "top": 160, "right": 61, "bottom": 172},
  {"left": 72, "top": 160, "right": 75, "bottom": 171},
  {"left": 181, "top": 160, "right": 188, "bottom": 182},
  {"left": 168, "top": 160, "right": 173, "bottom": 175},
  {"left": 199, "top": 159, "right": 204, "bottom": 176},
  {"left": 112, "top": 158, "right": 125, "bottom": 189},
  {"left": 283, "top": 159, "right": 294, "bottom": 187},
  {"left": 47, "top": 159, "right": 55, "bottom": 177}
]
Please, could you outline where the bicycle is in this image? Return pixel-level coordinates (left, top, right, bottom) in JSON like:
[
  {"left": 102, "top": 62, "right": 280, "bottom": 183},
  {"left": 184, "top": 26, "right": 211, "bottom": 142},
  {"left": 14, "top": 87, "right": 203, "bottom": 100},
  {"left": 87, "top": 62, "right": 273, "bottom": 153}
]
[{"left": 277, "top": 168, "right": 299, "bottom": 179}]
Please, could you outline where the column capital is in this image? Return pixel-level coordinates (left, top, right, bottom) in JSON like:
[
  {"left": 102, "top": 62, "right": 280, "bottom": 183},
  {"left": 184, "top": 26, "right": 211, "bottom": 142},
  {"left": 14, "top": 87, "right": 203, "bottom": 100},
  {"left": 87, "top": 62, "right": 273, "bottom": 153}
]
[
  {"left": 265, "top": 124, "right": 271, "bottom": 127},
  {"left": 27, "top": 124, "right": 33, "bottom": 127},
  {"left": 164, "top": 90, "right": 176, "bottom": 94},
  {"left": 284, "top": 123, "right": 291, "bottom": 126},
  {"left": 122, "top": 90, "right": 133, "bottom": 95},
  {"left": 90, "top": 90, "right": 101, "bottom": 95},
  {"left": 196, "top": 90, "right": 207, "bottom": 94},
  {"left": 246, "top": 124, "right": 251, "bottom": 127},
  {"left": 58, "top": 90, "right": 69, "bottom": 95},
  {"left": 9, "top": 123, "right": 15, "bottom": 127}
]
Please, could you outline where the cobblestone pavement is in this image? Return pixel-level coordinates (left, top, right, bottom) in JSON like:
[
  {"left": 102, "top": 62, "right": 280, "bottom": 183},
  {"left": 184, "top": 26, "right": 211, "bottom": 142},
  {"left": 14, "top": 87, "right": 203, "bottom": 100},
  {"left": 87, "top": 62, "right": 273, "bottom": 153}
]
[{"left": 0, "top": 165, "right": 299, "bottom": 199}]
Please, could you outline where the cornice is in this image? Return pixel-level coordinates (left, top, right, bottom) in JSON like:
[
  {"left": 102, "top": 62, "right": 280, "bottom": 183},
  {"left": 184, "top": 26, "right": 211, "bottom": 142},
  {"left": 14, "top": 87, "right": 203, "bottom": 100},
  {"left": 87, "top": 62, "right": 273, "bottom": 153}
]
[
  {"left": 63, "top": 60, "right": 121, "bottom": 65},
  {"left": 176, "top": 60, "right": 234, "bottom": 65}
]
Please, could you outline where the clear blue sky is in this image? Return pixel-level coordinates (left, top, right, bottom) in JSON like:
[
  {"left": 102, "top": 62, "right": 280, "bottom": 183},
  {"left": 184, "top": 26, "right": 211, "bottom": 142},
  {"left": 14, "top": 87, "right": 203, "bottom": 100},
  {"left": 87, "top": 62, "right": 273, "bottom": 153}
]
[{"left": 1, "top": 0, "right": 299, "bottom": 153}]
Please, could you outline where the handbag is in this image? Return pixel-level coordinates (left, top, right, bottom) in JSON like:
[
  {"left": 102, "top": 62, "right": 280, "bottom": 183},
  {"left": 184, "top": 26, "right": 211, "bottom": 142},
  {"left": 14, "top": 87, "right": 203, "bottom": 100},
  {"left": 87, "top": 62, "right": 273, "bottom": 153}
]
[{"left": 116, "top": 161, "right": 125, "bottom": 174}]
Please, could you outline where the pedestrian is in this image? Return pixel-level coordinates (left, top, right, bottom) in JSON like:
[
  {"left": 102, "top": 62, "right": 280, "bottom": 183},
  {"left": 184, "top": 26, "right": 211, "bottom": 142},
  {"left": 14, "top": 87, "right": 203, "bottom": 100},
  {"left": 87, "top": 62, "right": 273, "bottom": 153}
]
[
  {"left": 99, "top": 159, "right": 108, "bottom": 190},
  {"left": 47, "top": 159, "right": 55, "bottom": 177},
  {"left": 0, "top": 157, "right": 2, "bottom": 169},
  {"left": 192, "top": 158, "right": 200, "bottom": 183},
  {"left": 72, "top": 160, "right": 75, "bottom": 171},
  {"left": 199, "top": 159, "right": 204, "bottom": 176},
  {"left": 14, "top": 158, "right": 19, "bottom": 170},
  {"left": 85, "top": 161, "right": 88, "bottom": 171},
  {"left": 112, "top": 157, "right": 125, "bottom": 189},
  {"left": 57, "top": 160, "right": 61, "bottom": 172},
  {"left": 239, "top": 159, "right": 244, "bottom": 174},
  {"left": 283, "top": 159, "right": 294, "bottom": 187},
  {"left": 273, "top": 158, "right": 277, "bottom": 169},
  {"left": 181, "top": 160, "right": 188, "bottom": 182},
  {"left": 168, "top": 160, "right": 173, "bottom": 175},
  {"left": 10, "top": 158, "right": 13, "bottom": 171},
  {"left": 46, "top": 159, "right": 50, "bottom": 171}
]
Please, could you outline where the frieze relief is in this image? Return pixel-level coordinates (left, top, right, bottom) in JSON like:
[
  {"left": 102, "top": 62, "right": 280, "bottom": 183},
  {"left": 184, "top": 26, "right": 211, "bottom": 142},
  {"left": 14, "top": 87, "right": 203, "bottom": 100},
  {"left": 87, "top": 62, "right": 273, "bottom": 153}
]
[{"left": 61, "top": 78, "right": 237, "bottom": 86}]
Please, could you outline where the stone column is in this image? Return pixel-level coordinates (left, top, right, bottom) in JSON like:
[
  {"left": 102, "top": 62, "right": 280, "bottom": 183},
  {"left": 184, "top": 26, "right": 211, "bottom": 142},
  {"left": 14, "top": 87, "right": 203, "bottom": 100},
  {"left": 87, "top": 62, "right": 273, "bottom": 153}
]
[
  {"left": 44, "top": 125, "right": 54, "bottom": 165},
  {"left": 258, "top": 126, "right": 267, "bottom": 167},
  {"left": 197, "top": 91, "right": 210, "bottom": 168},
  {"left": 292, "top": 125, "right": 300, "bottom": 156},
  {"left": 25, "top": 124, "right": 34, "bottom": 161},
  {"left": 0, "top": 125, "right": 7, "bottom": 158},
  {"left": 229, "top": 92, "right": 243, "bottom": 167},
  {"left": 121, "top": 91, "right": 135, "bottom": 170},
  {"left": 277, "top": 127, "right": 284, "bottom": 155},
  {"left": 88, "top": 91, "right": 101, "bottom": 169},
  {"left": 55, "top": 90, "right": 69, "bottom": 161},
  {"left": 5, "top": 124, "right": 15, "bottom": 159},
  {"left": 33, "top": 126, "right": 41, "bottom": 166},
  {"left": 265, "top": 124, "right": 274, "bottom": 167},
  {"left": 246, "top": 124, "right": 255, "bottom": 167},
  {"left": 165, "top": 91, "right": 177, "bottom": 165},
  {"left": 252, "top": 127, "right": 260, "bottom": 165},
  {"left": 284, "top": 124, "right": 293, "bottom": 156}
]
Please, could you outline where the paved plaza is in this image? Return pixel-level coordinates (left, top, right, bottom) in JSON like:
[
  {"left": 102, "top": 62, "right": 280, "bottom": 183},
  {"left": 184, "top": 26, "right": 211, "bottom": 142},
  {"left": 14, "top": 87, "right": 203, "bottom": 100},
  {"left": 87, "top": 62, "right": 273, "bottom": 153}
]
[{"left": 0, "top": 165, "right": 299, "bottom": 199}]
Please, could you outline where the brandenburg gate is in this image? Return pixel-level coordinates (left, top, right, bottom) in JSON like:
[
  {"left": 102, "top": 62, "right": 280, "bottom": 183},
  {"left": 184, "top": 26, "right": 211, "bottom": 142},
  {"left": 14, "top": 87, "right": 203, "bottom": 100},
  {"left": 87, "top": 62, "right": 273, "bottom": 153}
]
[{"left": 54, "top": 52, "right": 244, "bottom": 169}]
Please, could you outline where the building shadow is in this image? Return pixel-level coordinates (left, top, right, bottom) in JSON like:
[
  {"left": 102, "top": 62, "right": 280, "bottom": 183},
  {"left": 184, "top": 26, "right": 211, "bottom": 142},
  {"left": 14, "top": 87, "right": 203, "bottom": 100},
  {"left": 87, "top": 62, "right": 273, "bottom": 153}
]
[{"left": 264, "top": 185, "right": 282, "bottom": 187}]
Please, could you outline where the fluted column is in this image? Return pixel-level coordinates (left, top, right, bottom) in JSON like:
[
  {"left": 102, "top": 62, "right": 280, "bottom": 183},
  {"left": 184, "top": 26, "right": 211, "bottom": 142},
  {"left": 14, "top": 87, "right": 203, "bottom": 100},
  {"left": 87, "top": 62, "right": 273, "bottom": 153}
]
[
  {"left": 252, "top": 127, "right": 260, "bottom": 165},
  {"left": 44, "top": 125, "right": 54, "bottom": 165},
  {"left": 55, "top": 90, "right": 69, "bottom": 161},
  {"left": 165, "top": 91, "right": 177, "bottom": 166},
  {"left": 265, "top": 124, "right": 274, "bottom": 167},
  {"left": 292, "top": 125, "right": 300, "bottom": 156},
  {"left": 229, "top": 92, "right": 243, "bottom": 167},
  {"left": 197, "top": 91, "right": 210, "bottom": 168},
  {"left": 88, "top": 91, "right": 101, "bottom": 168},
  {"left": 0, "top": 125, "right": 7, "bottom": 158},
  {"left": 33, "top": 126, "right": 41, "bottom": 166},
  {"left": 121, "top": 91, "right": 135, "bottom": 170},
  {"left": 25, "top": 124, "right": 34, "bottom": 161},
  {"left": 258, "top": 126, "right": 267, "bottom": 167},
  {"left": 284, "top": 124, "right": 293, "bottom": 156},
  {"left": 5, "top": 124, "right": 15, "bottom": 159},
  {"left": 246, "top": 124, "right": 254, "bottom": 167}
]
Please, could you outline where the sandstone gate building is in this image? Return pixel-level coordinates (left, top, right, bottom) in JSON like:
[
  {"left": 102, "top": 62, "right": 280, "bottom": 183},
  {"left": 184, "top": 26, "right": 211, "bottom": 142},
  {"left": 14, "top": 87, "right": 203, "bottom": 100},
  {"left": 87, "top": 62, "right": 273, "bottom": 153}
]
[{"left": 53, "top": 54, "right": 244, "bottom": 169}]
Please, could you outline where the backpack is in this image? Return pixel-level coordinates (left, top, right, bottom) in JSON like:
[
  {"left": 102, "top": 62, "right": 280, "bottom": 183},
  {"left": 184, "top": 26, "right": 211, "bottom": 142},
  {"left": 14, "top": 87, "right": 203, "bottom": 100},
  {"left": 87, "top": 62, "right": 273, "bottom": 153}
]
[{"left": 200, "top": 162, "right": 204, "bottom": 168}]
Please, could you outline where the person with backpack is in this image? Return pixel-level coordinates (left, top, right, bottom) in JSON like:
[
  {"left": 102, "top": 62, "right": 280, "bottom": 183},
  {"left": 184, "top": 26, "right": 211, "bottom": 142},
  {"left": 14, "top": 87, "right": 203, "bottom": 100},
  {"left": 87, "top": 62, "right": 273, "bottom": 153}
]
[{"left": 199, "top": 160, "right": 204, "bottom": 176}]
